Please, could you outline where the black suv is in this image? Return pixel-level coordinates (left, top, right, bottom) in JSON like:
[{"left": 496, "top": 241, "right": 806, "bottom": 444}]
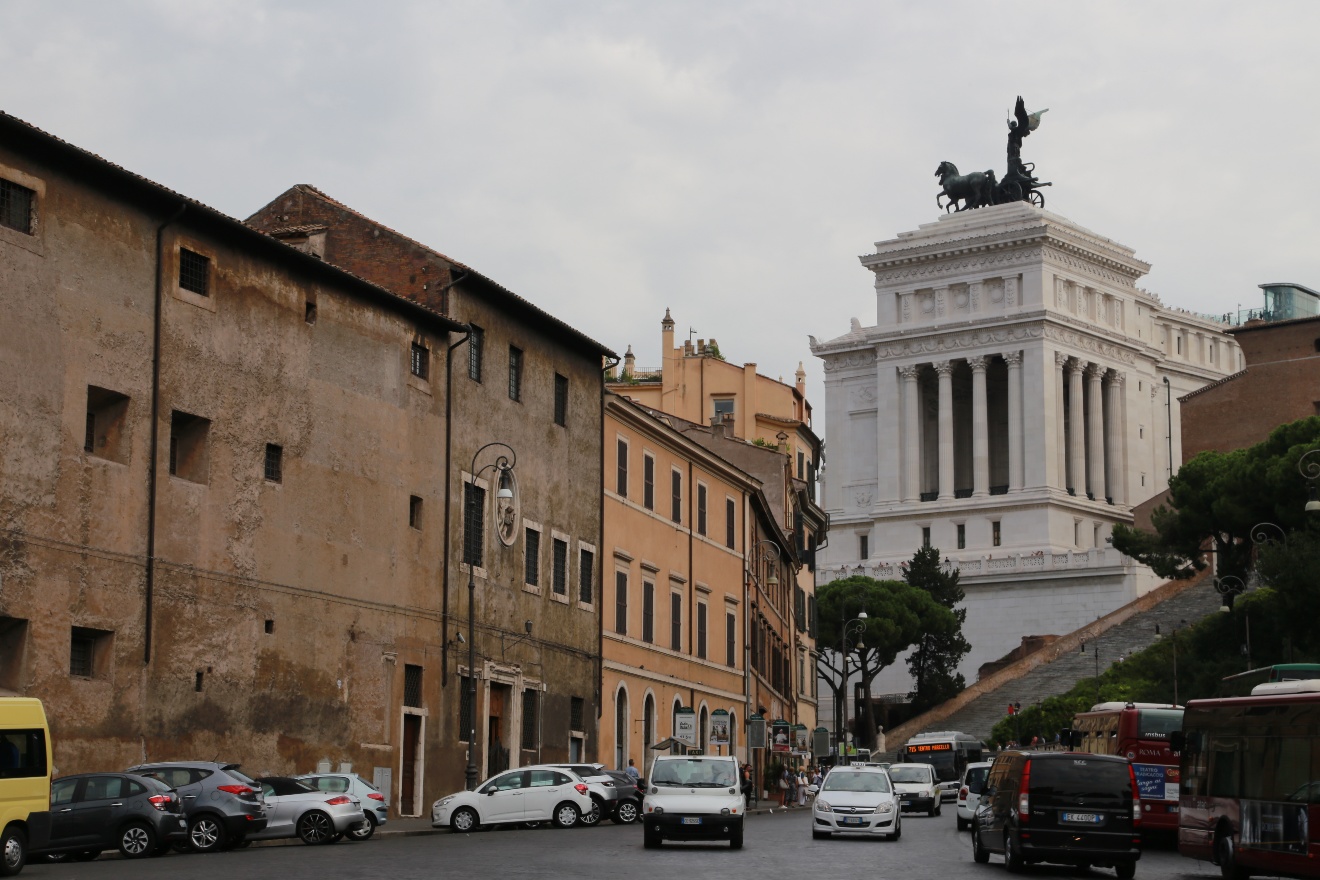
[
  {"left": 971, "top": 751, "right": 1140, "bottom": 878},
  {"left": 34, "top": 773, "right": 188, "bottom": 860}
]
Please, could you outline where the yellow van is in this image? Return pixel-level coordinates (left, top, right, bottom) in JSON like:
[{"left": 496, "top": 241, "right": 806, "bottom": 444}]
[{"left": 1, "top": 698, "right": 51, "bottom": 876}]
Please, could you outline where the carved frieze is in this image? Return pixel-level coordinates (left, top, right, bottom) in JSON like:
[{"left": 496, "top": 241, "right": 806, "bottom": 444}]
[
  {"left": 870, "top": 247, "right": 1044, "bottom": 286},
  {"left": 871, "top": 324, "right": 1044, "bottom": 361},
  {"left": 849, "top": 385, "right": 877, "bottom": 409},
  {"left": 1044, "top": 325, "right": 1138, "bottom": 365},
  {"left": 822, "top": 350, "right": 878, "bottom": 373}
]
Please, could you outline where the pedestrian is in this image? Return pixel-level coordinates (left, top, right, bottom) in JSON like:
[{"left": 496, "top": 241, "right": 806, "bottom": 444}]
[
  {"left": 779, "top": 765, "right": 792, "bottom": 807},
  {"left": 625, "top": 757, "right": 640, "bottom": 781},
  {"left": 796, "top": 766, "right": 809, "bottom": 806}
]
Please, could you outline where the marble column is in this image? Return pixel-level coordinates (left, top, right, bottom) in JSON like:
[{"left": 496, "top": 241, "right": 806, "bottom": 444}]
[
  {"left": 1054, "top": 351, "right": 1069, "bottom": 492},
  {"left": 1068, "top": 358, "right": 1085, "bottom": 494},
  {"left": 935, "top": 360, "right": 955, "bottom": 501},
  {"left": 969, "top": 356, "right": 989, "bottom": 498},
  {"left": 900, "top": 365, "right": 920, "bottom": 502},
  {"left": 1107, "top": 371, "right": 1127, "bottom": 505},
  {"left": 1005, "top": 351, "right": 1023, "bottom": 493},
  {"left": 1086, "top": 362, "right": 1106, "bottom": 500}
]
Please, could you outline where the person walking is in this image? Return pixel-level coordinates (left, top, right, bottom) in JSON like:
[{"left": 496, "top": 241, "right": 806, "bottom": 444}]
[
  {"left": 779, "top": 765, "right": 793, "bottom": 807},
  {"left": 796, "top": 766, "right": 810, "bottom": 806}
]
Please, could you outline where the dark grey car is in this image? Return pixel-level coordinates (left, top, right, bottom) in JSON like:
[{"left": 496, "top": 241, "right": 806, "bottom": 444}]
[
  {"left": 126, "top": 761, "right": 267, "bottom": 853},
  {"left": 34, "top": 773, "right": 188, "bottom": 860}
]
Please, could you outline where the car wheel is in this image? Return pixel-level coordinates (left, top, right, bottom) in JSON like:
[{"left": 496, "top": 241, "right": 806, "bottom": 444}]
[
  {"left": 972, "top": 823, "right": 990, "bottom": 864},
  {"left": 0, "top": 827, "right": 26, "bottom": 878},
  {"left": 612, "top": 800, "right": 639, "bottom": 825},
  {"left": 1115, "top": 863, "right": 1136, "bottom": 880},
  {"left": 450, "top": 807, "right": 479, "bottom": 833},
  {"left": 958, "top": 815, "right": 970, "bottom": 831},
  {"left": 552, "top": 802, "right": 580, "bottom": 829},
  {"left": 297, "top": 810, "right": 335, "bottom": 845},
  {"left": 119, "top": 822, "right": 156, "bottom": 859},
  {"left": 578, "top": 798, "right": 602, "bottom": 826},
  {"left": 346, "top": 814, "right": 376, "bottom": 841},
  {"left": 643, "top": 827, "right": 661, "bottom": 848},
  {"left": 730, "top": 826, "right": 743, "bottom": 850},
  {"left": 188, "top": 815, "right": 227, "bottom": 853},
  {"left": 1218, "top": 832, "right": 1250, "bottom": 880},
  {"left": 1006, "top": 833, "right": 1026, "bottom": 873}
]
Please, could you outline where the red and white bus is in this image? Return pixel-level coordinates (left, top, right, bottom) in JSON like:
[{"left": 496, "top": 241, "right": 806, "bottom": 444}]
[
  {"left": 1175, "top": 681, "right": 1320, "bottom": 880},
  {"left": 1070, "top": 702, "right": 1183, "bottom": 832}
]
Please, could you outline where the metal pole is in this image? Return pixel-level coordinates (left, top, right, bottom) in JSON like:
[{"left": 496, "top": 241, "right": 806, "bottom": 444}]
[{"left": 1172, "top": 629, "right": 1178, "bottom": 706}]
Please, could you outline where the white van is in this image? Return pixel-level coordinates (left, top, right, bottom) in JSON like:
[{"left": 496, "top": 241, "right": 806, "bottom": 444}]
[
  {"left": 642, "top": 755, "right": 744, "bottom": 849},
  {"left": 1, "top": 698, "right": 52, "bottom": 876}
]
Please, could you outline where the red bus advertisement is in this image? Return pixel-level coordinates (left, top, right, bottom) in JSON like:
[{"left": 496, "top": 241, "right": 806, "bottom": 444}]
[
  {"left": 1175, "top": 681, "right": 1320, "bottom": 880},
  {"left": 1071, "top": 702, "right": 1183, "bottom": 832}
]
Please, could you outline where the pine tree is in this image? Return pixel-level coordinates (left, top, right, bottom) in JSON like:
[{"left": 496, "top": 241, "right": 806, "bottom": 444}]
[{"left": 904, "top": 545, "right": 971, "bottom": 712}]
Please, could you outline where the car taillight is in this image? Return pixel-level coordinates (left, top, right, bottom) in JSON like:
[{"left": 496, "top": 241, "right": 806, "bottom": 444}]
[
  {"left": 325, "top": 796, "right": 352, "bottom": 805},
  {"left": 368, "top": 793, "right": 385, "bottom": 801},
  {"left": 148, "top": 795, "right": 171, "bottom": 812},
  {"left": 1128, "top": 764, "right": 1142, "bottom": 827},
  {"left": 959, "top": 786, "right": 969, "bottom": 802},
  {"left": 575, "top": 783, "right": 588, "bottom": 795},
  {"left": 217, "top": 784, "right": 254, "bottom": 796},
  {"left": 1018, "top": 760, "right": 1031, "bottom": 822}
]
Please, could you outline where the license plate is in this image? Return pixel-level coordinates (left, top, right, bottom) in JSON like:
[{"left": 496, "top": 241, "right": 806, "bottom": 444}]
[
  {"left": 901, "top": 801, "right": 911, "bottom": 807},
  {"left": 841, "top": 817, "right": 865, "bottom": 826},
  {"left": 681, "top": 817, "right": 701, "bottom": 825},
  {"left": 1168, "top": 805, "right": 1179, "bottom": 813},
  {"left": 1061, "top": 812, "right": 1101, "bottom": 824}
]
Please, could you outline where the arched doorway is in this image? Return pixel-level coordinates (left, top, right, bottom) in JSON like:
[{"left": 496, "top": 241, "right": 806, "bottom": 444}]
[{"left": 615, "top": 686, "right": 629, "bottom": 770}]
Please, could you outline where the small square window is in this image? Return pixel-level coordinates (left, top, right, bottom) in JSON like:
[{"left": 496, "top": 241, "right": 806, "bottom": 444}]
[
  {"left": 264, "top": 443, "right": 283, "bottom": 483},
  {"left": 69, "top": 626, "right": 112, "bottom": 678},
  {"left": 713, "top": 398, "right": 734, "bottom": 423},
  {"left": 85, "top": 386, "right": 130, "bottom": 463},
  {"left": 179, "top": 248, "right": 210, "bottom": 296},
  {"left": 554, "top": 374, "right": 569, "bottom": 426},
  {"left": 169, "top": 411, "right": 210, "bottom": 483},
  {"left": 264, "top": 619, "right": 275, "bottom": 634},
  {"left": 508, "top": 346, "right": 523, "bottom": 401},
  {"left": 0, "top": 178, "right": 35, "bottom": 235},
  {"left": 409, "top": 495, "right": 423, "bottom": 529},
  {"left": 305, "top": 298, "right": 317, "bottom": 324},
  {"left": 410, "top": 342, "right": 430, "bottom": 380}
]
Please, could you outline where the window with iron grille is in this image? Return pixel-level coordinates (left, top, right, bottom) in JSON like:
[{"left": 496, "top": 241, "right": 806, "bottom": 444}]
[
  {"left": 616, "top": 439, "right": 628, "bottom": 497},
  {"left": 670, "top": 470, "right": 681, "bottom": 523},
  {"left": 642, "top": 581, "right": 654, "bottom": 643},
  {"left": 468, "top": 325, "right": 484, "bottom": 382},
  {"left": 179, "top": 248, "right": 210, "bottom": 296},
  {"left": 508, "top": 346, "right": 523, "bottom": 401},
  {"left": 463, "top": 482, "right": 486, "bottom": 567},
  {"left": 726, "top": 611, "right": 736, "bottom": 667},
  {"left": 521, "top": 689, "right": 538, "bottom": 750},
  {"left": 84, "top": 412, "right": 95, "bottom": 454},
  {"left": 570, "top": 697, "right": 584, "bottom": 732},
  {"left": 579, "top": 548, "right": 594, "bottom": 604},
  {"left": 69, "top": 630, "right": 95, "bottom": 677},
  {"left": 403, "top": 664, "right": 423, "bottom": 707},
  {"left": 459, "top": 675, "right": 473, "bottom": 740},
  {"left": 410, "top": 342, "right": 429, "bottom": 380},
  {"left": 554, "top": 374, "right": 568, "bottom": 426},
  {"left": 696, "top": 602, "right": 707, "bottom": 660},
  {"left": 643, "top": 455, "right": 655, "bottom": 510},
  {"left": 697, "top": 484, "right": 707, "bottom": 536},
  {"left": 525, "top": 527, "right": 540, "bottom": 586},
  {"left": 725, "top": 498, "right": 736, "bottom": 549},
  {"left": 614, "top": 572, "right": 628, "bottom": 634},
  {"left": 264, "top": 443, "right": 283, "bottom": 482},
  {"left": 670, "top": 593, "right": 681, "bottom": 651},
  {"left": 0, "top": 178, "right": 35, "bottom": 235},
  {"left": 552, "top": 537, "right": 567, "bottom": 595}
]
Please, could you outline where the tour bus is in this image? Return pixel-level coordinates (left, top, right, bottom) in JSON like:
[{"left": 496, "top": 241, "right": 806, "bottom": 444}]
[
  {"left": 1, "top": 698, "right": 52, "bottom": 876},
  {"left": 897, "top": 731, "right": 983, "bottom": 801},
  {"left": 1173, "top": 681, "right": 1320, "bottom": 880},
  {"left": 1219, "top": 663, "right": 1320, "bottom": 697},
  {"left": 1069, "top": 702, "right": 1183, "bottom": 833}
]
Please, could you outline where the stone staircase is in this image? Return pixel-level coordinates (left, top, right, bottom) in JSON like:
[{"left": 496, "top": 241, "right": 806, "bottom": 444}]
[{"left": 879, "top": 569, "right": 1221, "bottom": 757}]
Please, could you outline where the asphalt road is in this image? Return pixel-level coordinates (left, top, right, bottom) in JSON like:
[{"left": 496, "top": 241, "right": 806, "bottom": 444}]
[{"left": 23, "top": 808, "right": 1231, "bottom": 880}]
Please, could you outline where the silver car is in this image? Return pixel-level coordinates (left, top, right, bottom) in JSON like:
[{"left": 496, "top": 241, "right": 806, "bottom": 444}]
[
  {"left": 296, "top": 773, "right": 388, "bottom": 841},
  {"left": 250, "top": 777, "right": 365, "bottom": 845}
]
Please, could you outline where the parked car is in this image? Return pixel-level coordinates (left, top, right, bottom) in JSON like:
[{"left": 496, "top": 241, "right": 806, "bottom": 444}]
[
  {"left": 642, "top": 755, "right": 744, "bottom": 849},
  {"left": 602, "top": 770, "right": 642, "bottom": 824},
  {"left": 889, "top": 763, "right": 941, "bottom": 816},
  {"left": 971, "top": 750, "right": 1140, "bottom": 878},
  {"left": 249, "top": 777, "right": 364, "bottom": 845},
  {"left": 810, "top": 764, "right": 900, "bottom": 840},
  {"left": 297, "top": 772, "right": 388, "bottom": 840},
  {"left": 431, "top": 767, "right": 591, "bottom": 833},
  {"left": 126, "top": 761, "right": 267, "bottom": 852},
  {"left": 32, "top": 773, "right": 188, "bottom": 861},
  {"left": 541, "top": 763, "right": 629, "bottom": 826},
  {"left": 956, "top": 761, "right": 993, "bottom": 831}
]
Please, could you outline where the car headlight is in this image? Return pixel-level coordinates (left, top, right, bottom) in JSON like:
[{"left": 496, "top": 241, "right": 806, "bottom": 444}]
[
  {"left": 815, "top": 799, "right": 831, "bottom": 812},
  {"left": 878, "top": 802, "right": 895, "bottom": 813},
  {"left": 437, "top": 796, "right": 454, "bottom": 808}
]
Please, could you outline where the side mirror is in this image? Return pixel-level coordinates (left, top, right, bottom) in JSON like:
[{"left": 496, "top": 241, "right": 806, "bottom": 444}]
[
  {"left": 486, "top": 789, "right": 497, "bottom": 796},
  {"left": 1169, "top": 731, "right": 1185, "bottom": 752}
]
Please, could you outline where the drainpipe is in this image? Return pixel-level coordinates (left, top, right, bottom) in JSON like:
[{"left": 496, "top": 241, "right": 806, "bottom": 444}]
[
  {"left": 1163, "top": 376, "right": 1174, "bottom": 481},
  {"left": 599, "top": 357, "right": 618, "bottom": 732},
  {"left": 438, "top": 270, "right": 469, "bottom": 684},
  {"left": 144, "top": 203, "right": 187, "bottom": 664}
]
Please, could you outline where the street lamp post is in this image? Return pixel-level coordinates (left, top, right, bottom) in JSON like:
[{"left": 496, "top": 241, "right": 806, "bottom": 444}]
[
  {"left": 463, "top": 442, "right": 516, "bottom": 791},
  {"left": 838, "top": 611, "right": 867, "bottom": 763}
]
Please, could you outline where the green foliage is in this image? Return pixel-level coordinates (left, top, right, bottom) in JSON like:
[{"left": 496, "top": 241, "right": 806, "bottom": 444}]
[{"left": 905, "top": 546, "right": 971, "bottom": 712}]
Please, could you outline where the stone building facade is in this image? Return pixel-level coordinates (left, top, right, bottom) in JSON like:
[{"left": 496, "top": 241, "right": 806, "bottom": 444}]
[
  {"left": 246, "top": 186, "right": 614, "bottom": 789},
  {"left": 811, "top": 203, "right": 1241, "bottom": 695}
]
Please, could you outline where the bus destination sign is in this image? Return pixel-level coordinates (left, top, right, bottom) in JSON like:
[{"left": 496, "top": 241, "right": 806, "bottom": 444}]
[{"left": 907, "top": 743, "right": 953, "bottom": 753}]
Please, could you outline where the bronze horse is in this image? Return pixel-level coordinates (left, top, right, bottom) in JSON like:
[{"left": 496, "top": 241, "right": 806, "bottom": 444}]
[{"left": 935, "top": 161, "right": 997, "bottom": 213}]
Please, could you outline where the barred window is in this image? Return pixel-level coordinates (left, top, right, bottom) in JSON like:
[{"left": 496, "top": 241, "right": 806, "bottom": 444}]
[
  {"left": 570, "top": 696, "right": 585, "bottom": 732},
  {"left": 179, "top": 248, "right": 210, "bottom": 296},
  {"left": 69, "top": 631, "right": 94, "bottom": 677},
  {"left": 579, "top": 548, "right": 594, "bottom": 604},
  {"left": 508, "top": 346, "right": 523, "bottom": 401},
  {"left": 410, "top": 342, "right": 429, "bottom": 380},
  {"left": 554, "top": 374, "right": 568, "bottom": 426},
  {"left": 0, "top": 178, "right": 35, "bottom": 235},
  {"left": 552, "top": 537, "right": 567, "bottom": 595},
  {"left": 403, "top": 664, "right": 423, "bottom": 708},
  {"left": 463, "top": 482, "right": 486, "bottom": 567},
  {"left": 468, "top": 325, "right": 484, "bottom": 382},
  {"left": 264, "top": 444, "right": 283, "bottom": 483},
  {"left": 525, "top": 527, "right": 540, "bottom": 586},
  {"left": 521, "top": 689, "right": 538, "bottom": 750}
]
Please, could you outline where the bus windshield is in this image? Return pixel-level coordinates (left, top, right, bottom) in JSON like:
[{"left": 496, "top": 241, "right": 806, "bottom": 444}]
[{"left": 1137, "top": 709, "right": 1183, "bottom": 740}]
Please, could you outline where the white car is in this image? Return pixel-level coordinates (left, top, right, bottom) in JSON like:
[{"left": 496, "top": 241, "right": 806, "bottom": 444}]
[
  {"left": 811, "top": 764, "right": 900, "bottom": 840},
  {"left": 431, "top": 767, "right": 591, "bottom": 832},
  {"left": 955, "top": 761, "right": 992, "bottom": 831},
  {"left": 297, "top": 772, "right": 388, "bottom": 840},
  {"left": 642, "top": 755, "right": 744, "bottom": 849},
  {"left": 250, "top": 777, "right": 366, "bottom": 845},
  {"left": 888, "top": 763, "right": 941, "bottom": 816}
]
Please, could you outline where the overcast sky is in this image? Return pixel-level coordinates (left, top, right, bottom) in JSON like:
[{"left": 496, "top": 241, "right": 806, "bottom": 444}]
[{"left": 6, "top": 1, "right": 1320, "bottom": 419}]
